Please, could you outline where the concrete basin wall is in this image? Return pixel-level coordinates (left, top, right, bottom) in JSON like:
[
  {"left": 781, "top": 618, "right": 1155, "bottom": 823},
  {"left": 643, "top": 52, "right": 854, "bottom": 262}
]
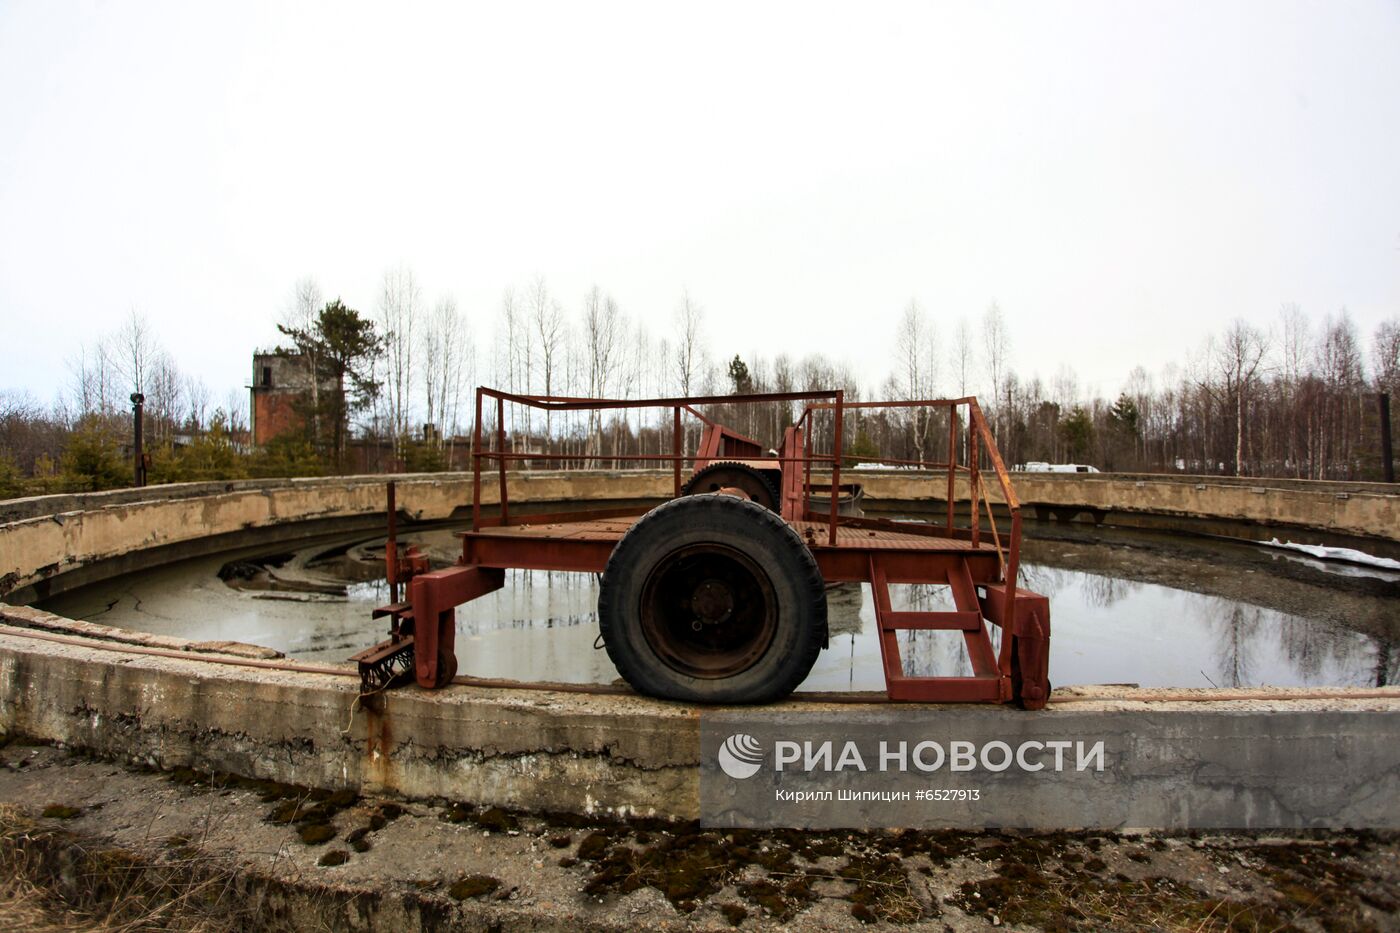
[
  {"left": 3, "top": 469, "right": 1396, "bottom": 603},
  {"left": 2, "top": 607, "right": 1397, "bottom": 826},
  {"left": 0, "top": 472, "right": 668, "bottom": 602},
  {"left": 852, "top": 470, "right": 1399, "bottom": 543},
  {"left": 0, "top": 605, "right": 698, "bottom": 819}
]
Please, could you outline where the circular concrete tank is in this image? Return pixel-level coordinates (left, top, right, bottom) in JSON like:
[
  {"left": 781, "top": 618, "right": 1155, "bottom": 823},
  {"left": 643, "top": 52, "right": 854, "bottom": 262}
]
[{"left": 1, "top": 472, "right": 1397, "bottom": 821}]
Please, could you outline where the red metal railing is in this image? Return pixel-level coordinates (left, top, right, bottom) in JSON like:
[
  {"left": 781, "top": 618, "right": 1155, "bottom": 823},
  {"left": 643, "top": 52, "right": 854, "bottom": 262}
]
[
  {"left": 470, "top": 387, "right": 841, "bottom": 531},
  {"left": 469, "top": 387, "right": 1022, "bottom": 594},
  {"left": 798, "top": 397, "right": 1021, "bottom": 600}
]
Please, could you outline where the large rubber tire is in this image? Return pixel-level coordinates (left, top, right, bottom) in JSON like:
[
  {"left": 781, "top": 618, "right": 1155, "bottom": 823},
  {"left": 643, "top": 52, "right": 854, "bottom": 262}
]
[
  {"left": 598, "top": 495, "right": 826, "bottom": 704},
  {"left": 681, "top": 462, "right": 781, "bottom": 512}
]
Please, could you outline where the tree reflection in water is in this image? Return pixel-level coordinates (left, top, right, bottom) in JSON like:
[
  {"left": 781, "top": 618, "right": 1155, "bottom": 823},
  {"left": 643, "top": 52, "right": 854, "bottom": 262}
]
[{"left": 897, "top": 583, "right": 971, "bottom": 679}]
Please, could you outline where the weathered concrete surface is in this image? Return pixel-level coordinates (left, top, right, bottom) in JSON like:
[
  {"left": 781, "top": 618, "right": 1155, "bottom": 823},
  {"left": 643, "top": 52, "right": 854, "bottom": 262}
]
[
  {"left": 852, "top": 471, "right": 1400, "bottom": 543},
  {"left": 702, "top": 709, "right": 1400, "bottom": 829},
  {"left": 2, "top": 607, "right": 1397, "bottom": 825},
  {"left": 0, "top": 605, "right": 697, "bottom": 820},
  {"left": 0, "top": 471, "right": 668, "bottom": 601}
]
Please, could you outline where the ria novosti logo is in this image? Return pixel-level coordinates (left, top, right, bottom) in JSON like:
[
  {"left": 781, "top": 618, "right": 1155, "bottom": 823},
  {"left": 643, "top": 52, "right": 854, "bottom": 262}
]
[
  {"left": 717, "top": 733, "right": 764, "bottom": 779},
  {"left": 714, "top": 735, "right": 1106, "bottom": 779}
]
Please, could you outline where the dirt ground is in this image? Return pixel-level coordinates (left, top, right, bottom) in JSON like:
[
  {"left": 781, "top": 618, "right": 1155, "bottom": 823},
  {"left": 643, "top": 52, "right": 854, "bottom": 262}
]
[{"left": 0, "top": 742, "right": 1395, "bottom": 932}]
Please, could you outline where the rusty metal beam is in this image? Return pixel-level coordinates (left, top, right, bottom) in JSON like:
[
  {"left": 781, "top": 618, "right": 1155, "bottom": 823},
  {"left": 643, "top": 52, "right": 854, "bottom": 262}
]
[
  {"left": 483, "top": 387, "right": 839, "bottom": 411},
  {"left": 408, "top": 566, "right": 505, "bottom": 687},
  {"left": 472, "top": 506, "right": 649, "bottom": 529}
]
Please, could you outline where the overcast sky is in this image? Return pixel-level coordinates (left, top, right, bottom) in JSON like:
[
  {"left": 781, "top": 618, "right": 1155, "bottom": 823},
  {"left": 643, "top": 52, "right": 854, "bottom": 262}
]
[{"left": 2, "top": 0, "right": 1398, "bottom": 409}]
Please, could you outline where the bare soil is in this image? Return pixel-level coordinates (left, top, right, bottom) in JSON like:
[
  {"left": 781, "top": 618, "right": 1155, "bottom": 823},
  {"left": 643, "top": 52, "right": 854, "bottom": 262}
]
[{"left": 0, "top": 743, "right": 1396, "bottom": 932}]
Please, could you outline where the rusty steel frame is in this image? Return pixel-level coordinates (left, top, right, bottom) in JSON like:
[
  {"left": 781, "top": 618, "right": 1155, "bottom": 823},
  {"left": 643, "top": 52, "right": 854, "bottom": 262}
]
[{"left": 359, "top": 386, "right": 1049, "bottom": 708}]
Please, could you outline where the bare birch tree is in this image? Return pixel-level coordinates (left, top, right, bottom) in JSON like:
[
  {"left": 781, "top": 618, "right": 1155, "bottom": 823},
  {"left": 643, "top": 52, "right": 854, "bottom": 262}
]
[
  {"left": 378, "top": 266, "right": 422, "bottom": 444},
  {"left": 184, "top": 374, "right": 211, "bottom": 431},
  {"left": 675, "top": 290, "right": 705, "bottom": 396},
  {"left": 422, "top": 296, "right": 469, "bottom": 446},
  {"left": 114, "top": 309, "right": 157, "bottom": 397},
  {"left": 284, "top": 278, "right": 323, "bottom": 441},
  {"left": 530, "top": 277, "right": 566, "bottom": 446},
  {"left": 895, "top": 299, "right": 937, "bottom": 464},
  {"left": 950, "top": 317, "right": 975, "bottom": 397},
  {"left": 145, "top": 350, "right": 183, "bottom": 442},
  {"left": 65, "top": 338, "right": 117, "bottom": 418},
  {"left": 981, "top": 301, "right": 1009, "bottom": 431},
  {"left": 583, "top": 285, "right": 622, "bottom": 461},
  {"left": 499, "top": 287, "right": 531, "bottom": 450},
  {"left": 1278, "top": 303, "right": 1311, "bottom": 475},
  {"left": 1211, "top": 319, "right": 1270, "bottom": 475},
  {"left": 1372, "top": 317, "right": 1400, "bottom": 396}
]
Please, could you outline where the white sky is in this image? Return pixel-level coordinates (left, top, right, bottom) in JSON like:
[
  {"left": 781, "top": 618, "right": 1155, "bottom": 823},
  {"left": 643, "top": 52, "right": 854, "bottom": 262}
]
[{"left": 2, "top": 0, "right": 1398, "bottom": 408}]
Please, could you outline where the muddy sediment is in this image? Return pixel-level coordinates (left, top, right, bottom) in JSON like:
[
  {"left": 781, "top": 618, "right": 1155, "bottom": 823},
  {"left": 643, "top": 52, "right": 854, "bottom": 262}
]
[{"left": 1, "top": 742, "right": 1396, "bottom": 932}]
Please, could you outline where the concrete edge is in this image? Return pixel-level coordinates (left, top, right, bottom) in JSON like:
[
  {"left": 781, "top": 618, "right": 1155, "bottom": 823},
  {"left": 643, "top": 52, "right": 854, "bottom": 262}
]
[{"left": 3, "top": 609, "right": 1398, "bottom": 823}]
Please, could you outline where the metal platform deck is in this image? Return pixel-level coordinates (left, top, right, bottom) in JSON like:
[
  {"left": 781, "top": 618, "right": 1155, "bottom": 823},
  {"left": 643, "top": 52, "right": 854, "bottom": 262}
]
[{"left": 461, "top": 514, "right": 1006, "bottom": 585}]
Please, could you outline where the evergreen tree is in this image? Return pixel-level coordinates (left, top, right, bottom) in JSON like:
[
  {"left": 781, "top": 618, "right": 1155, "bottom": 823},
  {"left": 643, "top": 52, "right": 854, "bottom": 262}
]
[{"left": 278, "top": 300, "right": 384, "bottom": 470}]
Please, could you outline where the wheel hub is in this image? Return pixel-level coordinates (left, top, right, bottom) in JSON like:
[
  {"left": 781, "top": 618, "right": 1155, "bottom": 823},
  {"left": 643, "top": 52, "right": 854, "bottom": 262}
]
[
  {"left": 639, "top": 543, "right": 779, "bottom": 679},
  {"left": 690, "top": 579, "right": 735, "bottom": 626}
]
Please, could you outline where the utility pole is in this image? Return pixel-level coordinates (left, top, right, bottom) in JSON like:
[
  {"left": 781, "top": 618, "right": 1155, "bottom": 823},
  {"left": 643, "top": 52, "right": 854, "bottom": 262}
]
[{"left": 131, "top": 392, "right": 146, "bottom": 488}]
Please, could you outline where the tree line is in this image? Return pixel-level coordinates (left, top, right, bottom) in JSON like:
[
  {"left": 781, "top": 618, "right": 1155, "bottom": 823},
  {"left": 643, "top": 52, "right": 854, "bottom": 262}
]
[
  {"left": 476, "top": 293, "right": 1397, "bottom": 483},
  {"left": 1, "top": 269, "right": 1396, "bottom": 497}
]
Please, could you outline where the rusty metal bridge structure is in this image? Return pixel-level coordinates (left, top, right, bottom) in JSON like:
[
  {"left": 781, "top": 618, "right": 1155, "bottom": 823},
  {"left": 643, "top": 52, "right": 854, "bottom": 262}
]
[{"left": 354, "top": 388, "right": 1051, "bottom": 709}]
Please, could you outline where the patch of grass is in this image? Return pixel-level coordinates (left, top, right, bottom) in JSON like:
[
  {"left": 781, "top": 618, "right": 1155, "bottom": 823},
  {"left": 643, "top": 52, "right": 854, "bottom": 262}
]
[
  {"left": 40, "top": 805, "right": 81, "bottom": 820},
  {"left": 955, "top": 865, "right": 1300, "bottom": 933},
  {"left": 0, "top": 803, "right": 251, "bottom": 931},
  {"left": 581, "top": 829, "right": 820, "bottom": 917},
  {"left": 472, "top": 807, "right": 518, "bottom": 833},
  {"left": 837, "top": 851, "right": 924, "bottom": 924},
  {"left": 440, "top": 804, "right": 473, "bottom": 824},
  {"left": 718, "top": 901, "right": 747, "bottom": 926},
  {"left": 736, "top": 874, "right": 819, "bottom": 922},
  {"left": 447, "top": 874, "right": 500, "bottom": 900},
  {"left": 1239, "top": 841, "right": 1380, "bottom": 930},
  {"left": 577, "top": 831, "right": 612, "bottom": 861}
]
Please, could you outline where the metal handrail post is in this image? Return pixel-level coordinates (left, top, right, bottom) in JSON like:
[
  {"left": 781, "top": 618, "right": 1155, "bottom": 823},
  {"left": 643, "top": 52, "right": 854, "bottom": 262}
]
[
  {"left": 471, "top": 388, "right": 484, "bottom": 532},
  {"left": 672, "top": 406, "right": 682, "bottom": 497},
  {"left": 496, "top": 395, "right": 508, "bottom": 526},
  {"left": 829, "top": 390, "right": 843, "bottom": 546}
]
